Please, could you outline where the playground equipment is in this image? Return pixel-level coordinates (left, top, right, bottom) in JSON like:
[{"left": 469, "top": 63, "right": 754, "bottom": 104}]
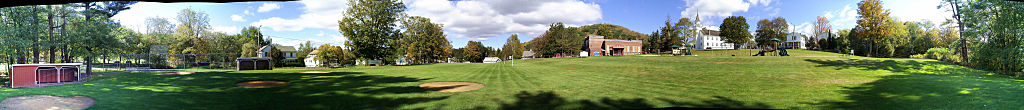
[
  {"left": 753, "top": 38, "right": 789, "bottom": 56},
  {"left": 777, "top": 45, "right": 790, "bottom": 56},
  {"left": 671, "top": 44, "right": 693, "bottom": 56}
]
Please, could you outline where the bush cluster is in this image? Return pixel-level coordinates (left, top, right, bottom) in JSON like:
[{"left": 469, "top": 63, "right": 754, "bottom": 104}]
[{"left": 924, "top": 48, "right": 959, "bottom": 62}]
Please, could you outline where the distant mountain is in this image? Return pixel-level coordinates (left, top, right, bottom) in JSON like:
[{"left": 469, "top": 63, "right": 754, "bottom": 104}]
[{"left": 579, "top": 24, "right": 648, "bottom": 40}]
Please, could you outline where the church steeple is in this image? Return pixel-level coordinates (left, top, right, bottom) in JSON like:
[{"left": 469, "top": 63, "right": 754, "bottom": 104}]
[{"left": 694, "top": 10, "right": 703, "bottom": 31}]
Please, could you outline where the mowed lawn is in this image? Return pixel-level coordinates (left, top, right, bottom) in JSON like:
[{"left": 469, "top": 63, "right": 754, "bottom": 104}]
[{"left": 2, "top": 50, "right": 1023, "bottom": 109}]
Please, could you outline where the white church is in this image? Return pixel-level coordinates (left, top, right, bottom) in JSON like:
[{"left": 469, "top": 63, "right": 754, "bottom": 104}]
[{"left": 693, "top": 13, "right": 736, "bottom": 49}]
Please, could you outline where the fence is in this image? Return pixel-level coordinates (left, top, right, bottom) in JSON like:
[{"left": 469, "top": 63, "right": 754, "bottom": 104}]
[{"left": 110, "top": 53, "right": 238, "bottom": 71}]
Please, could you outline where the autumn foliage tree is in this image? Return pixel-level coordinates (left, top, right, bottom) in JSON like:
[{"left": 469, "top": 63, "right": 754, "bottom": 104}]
[
  {"left": 462, "top": 41, "right": 485, "bottom": 62},
  {"left": 814, "top": 16, "right": 833, "bottom": 50},
  {"left": 855, "top": 0, "right": 894, "bottom": 57}
]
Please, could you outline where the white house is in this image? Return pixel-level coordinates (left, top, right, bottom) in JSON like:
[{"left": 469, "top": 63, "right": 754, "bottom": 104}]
[
  {"left": 304, "top": 49, "right": 320, "bottom": 67},
  {"left": 258, "top": 45, "right": 299, "bottom": 61},
  {"left": 785, "top": 32, "right": 805, "bottom": 49},
  {"left": 258, "top": 46, "right": 271, "bottom": 57}
]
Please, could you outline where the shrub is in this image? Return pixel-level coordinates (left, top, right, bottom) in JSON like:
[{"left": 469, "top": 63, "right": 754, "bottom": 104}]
[
  {"left": 282, "top": 61, "right": 305, "bottom": 67},
  {"left": 910, "top": 54, "right": 926, "bottom": 59},
  {"left": 925, "top": 48, "right": 959, "bottom": 62}
]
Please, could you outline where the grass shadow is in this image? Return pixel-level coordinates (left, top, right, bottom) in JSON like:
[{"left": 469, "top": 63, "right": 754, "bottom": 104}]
[
  {"left": 803, "top": 59, "right": 1024, "bottom": 109},
  {"left": 457, "top": 91, "right": 774, "bottom": 110},
  {"left": 0, "top": 70, "right": 447, "bottom": 109}
]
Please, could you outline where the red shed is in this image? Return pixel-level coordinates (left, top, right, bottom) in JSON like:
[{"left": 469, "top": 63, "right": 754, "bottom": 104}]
[{"left": 9, "top": 63, "right": 82, "bottom": 88}]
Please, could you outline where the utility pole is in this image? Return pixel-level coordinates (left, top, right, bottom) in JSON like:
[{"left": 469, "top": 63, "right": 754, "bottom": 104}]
[{"left": 509, "top": 56, "right": 513, "bottom": 67}]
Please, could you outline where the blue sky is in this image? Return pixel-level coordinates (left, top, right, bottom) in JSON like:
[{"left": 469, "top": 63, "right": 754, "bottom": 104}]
[{"left": 112, "top": 0, "right": 952, "bottom": 48}]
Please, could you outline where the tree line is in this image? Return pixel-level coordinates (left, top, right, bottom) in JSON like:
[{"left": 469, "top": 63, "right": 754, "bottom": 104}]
[
  {"left": 804, "top": 0, "right": 1023, "bottom": 77},
  {"left": 0, "top": 2, "right": 138, "bottom": 74}
]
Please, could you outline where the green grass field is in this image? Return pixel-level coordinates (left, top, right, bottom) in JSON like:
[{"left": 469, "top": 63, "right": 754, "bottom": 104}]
[{"left": 2, "top": 50, "right": 1022, "bottom": 109}]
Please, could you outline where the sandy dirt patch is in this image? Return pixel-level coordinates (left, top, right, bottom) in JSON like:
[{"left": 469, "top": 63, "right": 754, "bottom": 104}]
[
  {"left": 158, "top": 72, "right": 194, "bottom": 75},
  {"left": 237, "top": 80, "right": 291, "bottom": 88},
  {"left": 419, "top": 82, "right": 484, "bottom": 93},
  {"left": 0, "top": 95, "right": 94, "bottom": 110},
  {"left": 298, "top": 71, "right": 331, "bottom": 74}
]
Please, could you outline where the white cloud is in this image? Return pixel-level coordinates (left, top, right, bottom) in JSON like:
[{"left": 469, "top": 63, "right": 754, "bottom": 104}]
[
  {"left": 278, "top": 31, "right": 347, "bottom": 47},
  {"left": 765, "top": 7, "right": 780, "bottom": 17},
  {"left": 680, "top": 0, "right": 750, "bottom": 18},
  {"left": 790, "top": 22, "right": 814, "bottom": 36},
  {"left": 329, "top": 33, "right": 348, "bottom": 46},
  {"left": 884, "top": 0, "right": 952, "bottom": 25},
  {"left": 822, "top": 4, "right": 858, "bottom": 29},
  {"left": 747, "top": 0, "right": 772, "bottom": 6},
  {"left": 257, "top": 3, "right": 281, "bottom": 12},
  {"left": 230, "top": 14, "right": 246, "bottom": 22},
  {"left": 243, "top": 10, "right": 253, "bottom": 15},
  {"left": 212, "top": 26, "right": 241, "bottom": 34},
  {"left": 250, "top": 0, "right": 349, "bottom": 32},
  {"left": 406, "top": 0, "right": 602, "bottom": 40},
  {"left": 111, "top": 2, "right": 181, "bottom": 33},
  {"left": 316, "top": 31, "right": 326, "bottom": 37},
  {"left": 250, "top": 17, "right": 308, "bottom": 31},
  {"left": 274, "top": 38, "right": 325, "bottom": 47},
  {"left": 680, "top": 0, "right": 751, "bottom": 26}
]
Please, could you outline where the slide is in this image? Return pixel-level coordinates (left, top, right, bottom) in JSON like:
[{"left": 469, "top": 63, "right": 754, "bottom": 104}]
[{"left": 753, "top": 49, "right": 774, "bottom": 56}]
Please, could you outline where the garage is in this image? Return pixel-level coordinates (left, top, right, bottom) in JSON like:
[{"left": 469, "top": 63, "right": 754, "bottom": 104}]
[{"left": 8, "top": 63, "right": 83, "bottom": 88}]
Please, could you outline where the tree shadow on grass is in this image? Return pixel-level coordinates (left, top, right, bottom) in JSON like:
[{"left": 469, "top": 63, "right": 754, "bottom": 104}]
[
  {"left": 44, "top": 71, "right": 448, "bottom": 109},
  {"left": 456, "top": 91, "right": 773, "bottom": 110},
  {"left": 803, "top": 59, "right": 1024, "bottom": 109}
]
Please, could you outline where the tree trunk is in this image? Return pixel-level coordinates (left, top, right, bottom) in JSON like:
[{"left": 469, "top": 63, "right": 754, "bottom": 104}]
[
  {"left": 17, "top": 53, "right": 26, "bottom": 64},
  {"left": 48, "top": 5, "right": 56, "bottom": 64},
  {"left": 86, "top": 54, "right": 92, "bottom": 75},
  {"left": 62, "top": 45, "right": 71, "bottom": 63},
  {"left": 949, "top": 1, "right": 969, "bottom": 66},
  {"left": 32, "top": 7, "right": 39, "bottom": 63}
]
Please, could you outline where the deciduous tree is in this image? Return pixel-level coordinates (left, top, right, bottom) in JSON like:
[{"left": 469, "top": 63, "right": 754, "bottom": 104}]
[
  {"left": 401, "top": 16, "right": 450, "bottom": 64},
  {"left": 501, "top": 34, "right": 523, "bottom": 60},
  {"left": 720, "top": 16, "right": 751, "bottom": 49},
  {"left": 754, "top": 17, "right": 789, "bottom": 47},
  {"left": 463, "top": 41, "right": 485, "bottom": 62},
  {"left": 339, "top": 0, "right": 406, "bottom": 61},
  {"left": 855, "top": 0, "right": 893, "bottom": 57}
]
